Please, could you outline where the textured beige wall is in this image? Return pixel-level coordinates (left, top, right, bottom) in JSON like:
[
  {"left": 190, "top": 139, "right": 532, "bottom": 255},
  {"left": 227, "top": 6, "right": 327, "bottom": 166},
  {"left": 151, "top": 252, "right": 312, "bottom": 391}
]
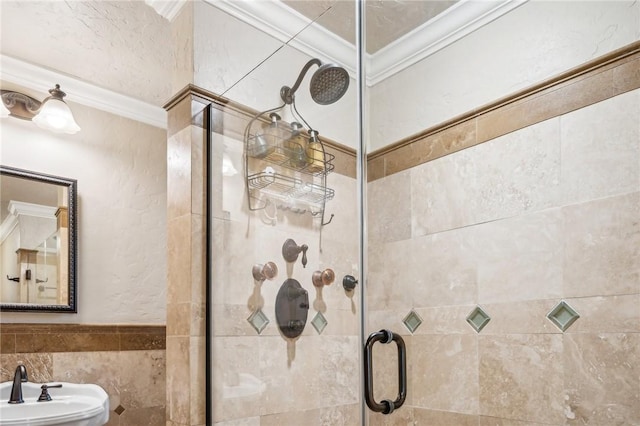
[
  {"left": 367, "top": 88, "right": 640, "bottom": 425},
  {"left": 0, "top": 95, "right": 167, "bottom": 324},
  {"left": 369, "top": 0, "right": 640, "bottom": 151}
]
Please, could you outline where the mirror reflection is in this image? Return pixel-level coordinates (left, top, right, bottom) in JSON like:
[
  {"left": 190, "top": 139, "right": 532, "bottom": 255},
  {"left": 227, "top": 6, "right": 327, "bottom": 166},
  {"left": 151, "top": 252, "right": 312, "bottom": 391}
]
[{"left": 0, "top": 166, "right": 76, "bottom": 312}]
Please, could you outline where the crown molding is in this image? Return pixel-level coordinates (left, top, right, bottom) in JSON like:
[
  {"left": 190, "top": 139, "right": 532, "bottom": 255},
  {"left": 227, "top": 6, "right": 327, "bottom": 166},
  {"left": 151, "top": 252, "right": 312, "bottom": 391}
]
[
  {"left": 207, "top": 0, "right": 527, "bottom": 86},
  {"left": 8, "top": 201, "right": 58, "bottom": 219},
  {"left": 207, "top": 0, "right": 357, "bottom": 77},
  {"left": 144, "top": 0, "right": 187, "bottom": 22},
  {"left": 367, "top": 0, "right": 528, "bottom": 85},
  {"left": 0, "top": 55, "right": 167, "bottom": 129}
]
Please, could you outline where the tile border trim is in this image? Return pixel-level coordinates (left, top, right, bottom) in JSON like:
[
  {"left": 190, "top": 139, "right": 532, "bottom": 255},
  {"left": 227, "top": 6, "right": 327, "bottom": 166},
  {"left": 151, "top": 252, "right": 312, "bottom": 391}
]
[
  {"left": 0, "top": 323, "right": 166, "bottom": 354},
  {"left": 368, "top": 40, "right": 640, "bottom": 181}
]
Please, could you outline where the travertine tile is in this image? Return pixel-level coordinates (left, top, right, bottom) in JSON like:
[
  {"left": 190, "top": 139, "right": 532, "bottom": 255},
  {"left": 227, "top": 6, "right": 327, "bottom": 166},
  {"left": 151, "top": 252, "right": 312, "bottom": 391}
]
[
  {"left": 16, "top": 333, "right": 120, "bottom": 353},
  {"left": 412, "top": 118, "right": 561, "bottom": 235},
  {"left": 613, "top": 57, "right": 640, "bottom": 95},
  {"left": 367, "top": 156, "right": 385, "bottom": 182},
  {"left": 212, "top": 336, "right": 261, "bottom": 422},
  {"left": 413, "top": 119, "right": 477, "bottom": 165},
  {"left": 479, "top": 334, "right": 564, "bottom": 424},
  {"left": 259, "top": 403, "right": 359, "bottom": 426},
  {"left": 412, "top": 334, "right": 479, "bottom": 414},
  {"left": 166, "top": 336, "right": 191, "bottom": 425},
  {"left": 167, "top": 214, "right": 192, "bottom": 305},
  {"left": 561, "top": 89, "right": 640, "bottom": 205},
  {"left": 318, "top": 172, "right": 358, "bottom": 250},
  {"left": 367, "top": 169, "right": 412, "bottom": 243},
  {"left": 118, "top": 406, "right": 165, "bottom": 426},
  {"left": 478, "top": 416, "right": 550, "bottom": 426},
  {"left": 384, "top": 143, "right": 417, "bottom": 177},
  {"left": 119, "top": 350, "right": 165, "bottom": 409},
  {"left": 367, "top": 239, "right": 414, "bottom": 311},
  {"left": 214, "top": 417, "right": 260, "bottom": 426},
  {"left": 167, "top": 95, "right": 194, "bottom": 139},
  {"left": 413, "top": 305, "right": 476, "bottom": 335},
  {"left": 414, "top": 408, "right": 478, "bottom": 425},
  {"left": 369, "top": 406, "right": 414, "bottom": 426},
  {"left": 565, "top": 295, "right": 640, "bottom": 333},
  {"left": 367, "top": 309, "right": 410, "bottom": 335},
  {"left": 481, "top": 300, "right": 560, "bottom": 335},
  {"left": 0, "top": 333, "right": 16, "bottom": 354},
  {"left": 405, "top": 226, "right": 477, "bottom": 308},
  {"left": 326, "top": 144, "right": 357, "bottom": 179},
  {"left": 167, "top": 302, "right": 191, "bottom": 337},
  {"left": 563, "top": 192, "right": 640, "bottom": 297},
  {"left": 191, "top": 125, "right": 206, "bottom": 217},
  {"left": 53, "top": 351, "right": 121, "bottom": 413},
  {"left": 564, "top": 333, "right": 640, "bottom": 424},
  {"left": 167, "top": 127, "right": 193, "bottom": 221},
  {"left": 473, "top": 209, "right": 563, "bottom": 304},
  {"left": 191, "top": 214, "right": 206, "bottom": 307},
  {"left": 0, "top": 353, "right": 53, "bottom": 383},
  {"left": 119, "top": 333, "right": 165, "bottom": 351},
  {"left": 190, "top": 337, "right": 206, "bottom": 425}
]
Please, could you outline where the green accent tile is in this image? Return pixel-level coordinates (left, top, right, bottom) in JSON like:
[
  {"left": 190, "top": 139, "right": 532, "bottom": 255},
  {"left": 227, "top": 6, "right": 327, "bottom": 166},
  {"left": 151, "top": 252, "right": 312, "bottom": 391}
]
[
  {"left": 402, "top": 310, "right": 423, "bottom": 334},
  {"left": 547, "top": 300, "right": 580, "bottom": 332},
  {"left": 311, "top": 311, "right": 328, "bottom": 334},
  {"left": 247, "top": 309, "right": 269, "bottom": 334},
  {"left": 466, "top": 305, "right": 491, "bottom": 333}
]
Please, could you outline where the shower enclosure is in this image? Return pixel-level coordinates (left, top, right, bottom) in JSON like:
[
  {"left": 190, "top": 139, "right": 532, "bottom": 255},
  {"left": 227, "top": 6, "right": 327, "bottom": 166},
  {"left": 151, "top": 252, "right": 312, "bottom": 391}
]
[{"left": 193, "top": 1, "right": 640, "bottom": 424}]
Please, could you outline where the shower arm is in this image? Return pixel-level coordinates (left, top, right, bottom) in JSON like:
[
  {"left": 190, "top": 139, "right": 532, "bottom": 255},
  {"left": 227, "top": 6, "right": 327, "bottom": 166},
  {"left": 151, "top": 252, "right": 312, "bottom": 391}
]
[{"left": 280, "top": 58, "right": 322, "bottom": 105}]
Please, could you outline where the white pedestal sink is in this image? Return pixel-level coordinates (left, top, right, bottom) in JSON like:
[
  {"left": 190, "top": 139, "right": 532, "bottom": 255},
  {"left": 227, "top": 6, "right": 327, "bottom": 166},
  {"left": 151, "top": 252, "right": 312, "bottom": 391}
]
[{"left": 0, "top": 381, "right": 109, "bottom": 426}]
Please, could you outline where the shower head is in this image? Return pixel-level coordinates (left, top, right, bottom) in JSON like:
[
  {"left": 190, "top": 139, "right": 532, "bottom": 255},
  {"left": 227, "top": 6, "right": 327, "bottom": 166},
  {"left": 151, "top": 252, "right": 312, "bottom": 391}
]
[
  {"left": 309, "top": 63, "right": 349, "bottom": 105},
  {"left": 280, "top": 59, "right": 350, "bottom": 106}
]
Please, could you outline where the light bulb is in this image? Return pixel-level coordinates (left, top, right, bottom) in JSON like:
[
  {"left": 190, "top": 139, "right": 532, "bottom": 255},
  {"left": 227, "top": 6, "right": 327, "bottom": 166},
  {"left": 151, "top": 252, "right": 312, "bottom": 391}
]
[{"left": 32, "top": 85, "right": 81, "bottom": 134}]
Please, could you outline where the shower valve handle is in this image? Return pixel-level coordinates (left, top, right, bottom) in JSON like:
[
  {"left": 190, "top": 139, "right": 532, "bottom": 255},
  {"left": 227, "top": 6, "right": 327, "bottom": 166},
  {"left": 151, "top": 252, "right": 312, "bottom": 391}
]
[
  {"left": 282, "top": 239, "right": 308, "bottom": 268},
  {"left": 312, "top": 268, "right": 335, "bottom": 287},
  {"left": 343, "top": 275, "right": 358, "bottom": 292},
  {"left": 252, "top": 262, "right": 278, "bottom": 282}
]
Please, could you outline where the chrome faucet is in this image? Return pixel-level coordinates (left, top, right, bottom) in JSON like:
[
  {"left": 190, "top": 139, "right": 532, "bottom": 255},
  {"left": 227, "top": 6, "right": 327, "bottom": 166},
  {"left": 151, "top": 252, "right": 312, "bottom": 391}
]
[{"left": 8, "top": 365, "right": 28, "bottom": 404}]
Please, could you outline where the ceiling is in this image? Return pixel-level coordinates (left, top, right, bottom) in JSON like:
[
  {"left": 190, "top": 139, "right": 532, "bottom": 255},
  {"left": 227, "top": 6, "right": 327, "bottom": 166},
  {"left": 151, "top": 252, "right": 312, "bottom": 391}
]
[
  {"left": 283, "top": 0, "right": 457, "bottom": 54},
  {"left": 0, "top": 0, "right": 523, "bottom": 130}
]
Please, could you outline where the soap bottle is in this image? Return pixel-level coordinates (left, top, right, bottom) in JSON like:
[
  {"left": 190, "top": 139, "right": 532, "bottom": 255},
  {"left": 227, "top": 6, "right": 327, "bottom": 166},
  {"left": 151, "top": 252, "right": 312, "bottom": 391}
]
[
  {"left": 256, "top": 112, "right": 289, "bottom": 162},
  {"left": 306, "top": 129, "right": 325, "bottom": 173},
  {"left": 284, "top": 122, "right": 307, "bottom": 169}
]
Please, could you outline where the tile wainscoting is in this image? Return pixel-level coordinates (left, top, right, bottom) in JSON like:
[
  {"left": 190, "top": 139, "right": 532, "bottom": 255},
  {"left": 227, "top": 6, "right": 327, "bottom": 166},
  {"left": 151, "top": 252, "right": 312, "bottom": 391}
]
[{"left": 0, "top": 324, "right": 166, "bottom": 426}]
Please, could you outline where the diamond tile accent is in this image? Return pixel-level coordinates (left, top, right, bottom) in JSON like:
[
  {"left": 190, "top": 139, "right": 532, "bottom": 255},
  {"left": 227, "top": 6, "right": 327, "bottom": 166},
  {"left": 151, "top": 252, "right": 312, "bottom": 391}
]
[
  {"left": 114, "top": 405, "right": 125, "bottom": 415},
  {"left": 466, "top": 305, "right": 491, "bottom": 333},
  {"left": 402, "top": 309, "right": 423, "bottom": 334},
  {"left": 247, "top": 309, "right": 269, "bottom": 334},
  {"left": 311, "top": 311, "right": 328, "bottom": 334},
  {"left": 547, "top": 300, "right": 580, "bottom": 332}
]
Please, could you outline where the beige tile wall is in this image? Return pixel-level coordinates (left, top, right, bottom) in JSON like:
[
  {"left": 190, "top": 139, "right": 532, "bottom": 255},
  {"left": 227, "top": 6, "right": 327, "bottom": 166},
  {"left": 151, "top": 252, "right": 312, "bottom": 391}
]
[{"left": 366, "top": 87, "right": 639, "bottom": 425}]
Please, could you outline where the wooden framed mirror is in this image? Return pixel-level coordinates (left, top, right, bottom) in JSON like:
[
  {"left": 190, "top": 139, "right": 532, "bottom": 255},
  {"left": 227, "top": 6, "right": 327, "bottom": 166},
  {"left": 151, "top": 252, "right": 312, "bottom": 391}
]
[{"left": 0, "top": 165, "right": 77, "bottom": 312}]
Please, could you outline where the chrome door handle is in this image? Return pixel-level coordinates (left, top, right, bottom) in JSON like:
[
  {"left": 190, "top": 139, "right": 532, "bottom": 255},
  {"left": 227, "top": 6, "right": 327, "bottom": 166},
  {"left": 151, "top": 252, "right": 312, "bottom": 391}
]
[{"left": 363, "top": 329, "right": 407, "bottom": 414}]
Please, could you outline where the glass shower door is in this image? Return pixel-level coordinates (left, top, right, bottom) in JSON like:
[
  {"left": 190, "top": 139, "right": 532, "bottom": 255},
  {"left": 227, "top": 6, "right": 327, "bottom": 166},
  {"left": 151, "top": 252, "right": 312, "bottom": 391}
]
[{"left": 205, "top": 1, "right": 364, "bottom": 424}]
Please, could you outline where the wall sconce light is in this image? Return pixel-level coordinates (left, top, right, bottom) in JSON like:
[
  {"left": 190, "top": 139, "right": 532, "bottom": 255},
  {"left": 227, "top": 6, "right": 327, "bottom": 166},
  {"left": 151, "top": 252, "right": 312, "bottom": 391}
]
[{"left": 0, "top": 84, "right": 81, "bottom": 134}]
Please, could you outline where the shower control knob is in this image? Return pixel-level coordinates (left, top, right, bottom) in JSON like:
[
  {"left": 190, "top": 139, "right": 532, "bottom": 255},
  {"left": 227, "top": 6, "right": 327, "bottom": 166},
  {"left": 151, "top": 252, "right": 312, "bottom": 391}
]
[
  {"left": 282, "top": 239, "right": 308, "bottom": 267},
  {"left": 312, "top": 268, "right": 335, "bottom": 287},
  {"left": 342, "top": 275, "right": 358, "bottom": 292},
  {"left": 252, "top": 262, "right": 278, "bottom": 282}
]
